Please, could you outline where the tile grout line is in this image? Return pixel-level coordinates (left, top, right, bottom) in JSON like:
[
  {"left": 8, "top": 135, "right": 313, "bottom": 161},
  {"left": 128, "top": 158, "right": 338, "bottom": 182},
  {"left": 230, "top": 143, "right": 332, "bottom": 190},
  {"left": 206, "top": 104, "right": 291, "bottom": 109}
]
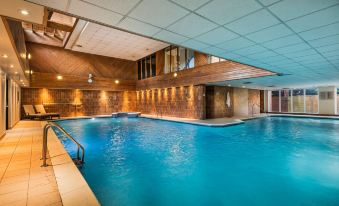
[
  {"left": 0, "top": 130, "right": 23, "bottom": 184},
  {"left": 25, "top": 131, "right": 34, "bottom": 206}
]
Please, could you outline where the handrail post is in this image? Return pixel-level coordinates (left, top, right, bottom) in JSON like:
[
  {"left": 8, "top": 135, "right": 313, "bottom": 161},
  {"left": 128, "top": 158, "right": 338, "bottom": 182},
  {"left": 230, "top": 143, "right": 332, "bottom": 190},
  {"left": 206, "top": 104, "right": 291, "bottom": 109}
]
[{"left": 42, "top": 124, "right": 50, "bottom": 167}]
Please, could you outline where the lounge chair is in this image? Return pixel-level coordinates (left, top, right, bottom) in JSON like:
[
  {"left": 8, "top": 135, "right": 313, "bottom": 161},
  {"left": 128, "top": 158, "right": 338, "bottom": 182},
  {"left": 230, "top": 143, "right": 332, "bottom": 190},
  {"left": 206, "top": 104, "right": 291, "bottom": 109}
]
[
  {"left": 23, "top": 105, "right": 48, "bottom": 120},
  {"left": 34, "top": 105, "right": 60, "bottom": 119}
]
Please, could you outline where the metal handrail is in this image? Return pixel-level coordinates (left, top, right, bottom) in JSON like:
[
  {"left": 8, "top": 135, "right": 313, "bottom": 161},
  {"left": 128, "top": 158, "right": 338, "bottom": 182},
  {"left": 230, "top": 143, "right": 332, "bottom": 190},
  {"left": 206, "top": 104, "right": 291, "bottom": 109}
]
[{"left": 42, "top": 122, "right": 85, "bottom": 167}]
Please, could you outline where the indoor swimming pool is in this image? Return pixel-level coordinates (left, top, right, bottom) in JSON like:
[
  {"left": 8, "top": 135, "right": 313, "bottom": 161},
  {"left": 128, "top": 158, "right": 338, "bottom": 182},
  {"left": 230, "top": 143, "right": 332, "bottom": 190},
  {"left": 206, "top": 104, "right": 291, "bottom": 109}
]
[{"left": 54, "top": 117, "right": 339, "bottom": 206}]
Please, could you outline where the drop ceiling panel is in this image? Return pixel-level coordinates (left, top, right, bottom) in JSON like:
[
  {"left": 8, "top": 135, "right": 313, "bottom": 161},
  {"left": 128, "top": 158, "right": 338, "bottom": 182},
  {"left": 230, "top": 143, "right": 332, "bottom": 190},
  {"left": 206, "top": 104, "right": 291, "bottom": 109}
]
[
  {"left": 225, "top": 9, "right": 279, "bottom": 35},
  {"left": 117, "top": 17, "right": 161, "bottom": 36},
  {"left": 218, "top": 37, "right": 255, "bottom": 51},
  {"left": 68, "top": 0, "right": 123, "bottom": 26},
  {"left": 167, "top": 13, "right": 218, "bottom": 37},
  {"left": 195, "top": 27, "right": 239, "bottom": 45},
  {"left": 153, "top": 29, "right": 188, "bottom": 44},
  {"left": 268, "top": 0, "right": 339, "bottom": 21},
  {"left": 83, "top": 0, "right": 140, "bottom": 15},
  {"left": 71, "top": 22, "right": 168, "bottom": 60},
  {"left": 196, "top": 0, "right": 262, "bottom": 25},
  {"left": 261, "top": 35, "right": 304, "bottom": 50},
  {"left": 128, "top": 0, "right": 189, "bottom": 27},
  {"left": 28, "top": 0, "right": 339, "bottom": 88},
  {"left": 171, "top": 0, "right": 210, "bottom": 10},
  {"left": 286, "top": 5, "right": 339, "bottom": 32},
  {"left": 246, "top": 24, "right": 293, "bottom": 43}
]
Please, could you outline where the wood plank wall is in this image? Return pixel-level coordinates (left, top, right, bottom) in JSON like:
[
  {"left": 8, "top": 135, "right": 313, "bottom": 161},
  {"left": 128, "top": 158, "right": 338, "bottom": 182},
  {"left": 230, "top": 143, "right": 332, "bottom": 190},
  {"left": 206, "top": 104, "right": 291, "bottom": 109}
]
[
  {"left": 206, "top": 86, "right": 234, "bottom": 118},
  {"left": 136, "top": 60, "right": 275, "bottom": 90},
  {"left": 21, "top": 88, "right": 136, "bottom": 117}
]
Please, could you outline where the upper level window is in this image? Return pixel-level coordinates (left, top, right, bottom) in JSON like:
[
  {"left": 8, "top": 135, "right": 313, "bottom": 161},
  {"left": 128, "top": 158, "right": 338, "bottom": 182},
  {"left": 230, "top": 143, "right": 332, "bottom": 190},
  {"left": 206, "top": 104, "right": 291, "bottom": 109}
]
[
  {"left": 164, "top": 46, "right": 194, "bottom": 74},
  {"left": 208, "top": 55, "right": 226, "bottom": 64},
  {"left": 137, "top": 53, "right": 156, "bottom": 80}
]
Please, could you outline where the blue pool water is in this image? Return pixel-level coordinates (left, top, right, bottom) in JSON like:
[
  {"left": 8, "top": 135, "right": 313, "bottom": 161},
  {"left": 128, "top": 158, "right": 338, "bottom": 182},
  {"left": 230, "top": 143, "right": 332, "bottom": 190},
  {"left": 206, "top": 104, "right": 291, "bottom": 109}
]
[{"left": 54, "top": 117, "right": 339, "bottom": 206}]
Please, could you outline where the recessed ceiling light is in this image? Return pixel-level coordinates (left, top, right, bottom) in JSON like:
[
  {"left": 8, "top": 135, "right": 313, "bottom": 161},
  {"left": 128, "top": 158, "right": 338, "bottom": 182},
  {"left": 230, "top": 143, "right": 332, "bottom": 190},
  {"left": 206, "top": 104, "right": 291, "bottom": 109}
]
[
  {"left": 173, "top": 72, "right": 178, "bottom": 77},
  {"left": 2, "top": 54, "right": 8, "bottom": 58},
  {"left": 227, "top": 84, "right": 231, "bottom": 87},
  {"left": 18, "top": 9, "right": 30, "bottom": 16},
  {"left": 14, "top": 72, "right": 18, "bottom": 74},
  {"left": 115, "top": 80, "right": 119, "bottom": 84},
  {"left": 242, "top": 85, "right": 246, "bottom": 88},
  {"left": 20, "top": 79, "right": 23, "bottom": 82},
  {"left": 27, "top": 53, "right": 32, "bottom": 59},
  {"left": 57, "top": 75, "right": 63, "bottom": 80},
  {"left": 10, "top": 64, "right": 14, "bottom": 68}
]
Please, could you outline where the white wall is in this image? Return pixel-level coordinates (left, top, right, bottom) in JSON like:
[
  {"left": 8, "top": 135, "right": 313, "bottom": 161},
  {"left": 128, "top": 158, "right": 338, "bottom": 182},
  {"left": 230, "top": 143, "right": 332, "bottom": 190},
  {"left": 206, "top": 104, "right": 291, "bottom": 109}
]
[
  {"left": 233, "top": 88, "right": 249, "bottom": 117},
  {"left": 0, "top": 70, "right": 6, "bottom": 137},
  {"left": 318, "top": 86, "right": 337, "bottom": 115}
]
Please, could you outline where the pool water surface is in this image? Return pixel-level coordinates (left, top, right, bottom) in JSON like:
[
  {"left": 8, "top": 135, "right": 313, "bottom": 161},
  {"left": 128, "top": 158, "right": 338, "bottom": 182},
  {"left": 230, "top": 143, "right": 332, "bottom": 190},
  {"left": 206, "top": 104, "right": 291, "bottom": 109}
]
[{"left": 54, "top": 117, "right": 339, "bottom": 206}]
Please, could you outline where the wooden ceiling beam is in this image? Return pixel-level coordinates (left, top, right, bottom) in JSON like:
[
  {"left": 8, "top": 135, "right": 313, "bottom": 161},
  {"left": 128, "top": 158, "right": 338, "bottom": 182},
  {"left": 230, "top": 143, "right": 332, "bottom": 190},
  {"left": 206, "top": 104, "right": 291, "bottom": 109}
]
[{"left": 47, "top": 21, "right": 73, "bottom": 32}]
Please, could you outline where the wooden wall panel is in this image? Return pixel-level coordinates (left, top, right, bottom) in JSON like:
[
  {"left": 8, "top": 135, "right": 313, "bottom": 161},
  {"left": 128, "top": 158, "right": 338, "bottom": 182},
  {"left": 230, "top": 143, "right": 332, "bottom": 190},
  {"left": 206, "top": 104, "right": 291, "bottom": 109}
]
[
  {"left": 156, "top": 49, "right": 165, "bottom": 76},
  {"left": 26, "top": 43, "right": 137, "bottom": 79},
  {"left": 30, "top": 72, "right": 136, "bottom": 91},
  {"left": 248, "top": 89, "right": 260, "bottom": 116},
  {"left": 21, "top": 88, "right": 136, "bottom": 117},
  {"left": 136, "top": 60, "right": 275, "bottom": 90},
  {"left": 194, "top": 51, "right": 208, "bottom": 67},
  {"left": 136, "top": 85, "right": 206, "bottom": 119},
  {"left": 206, "top": 86, "right": 233, "bottom": 118}
]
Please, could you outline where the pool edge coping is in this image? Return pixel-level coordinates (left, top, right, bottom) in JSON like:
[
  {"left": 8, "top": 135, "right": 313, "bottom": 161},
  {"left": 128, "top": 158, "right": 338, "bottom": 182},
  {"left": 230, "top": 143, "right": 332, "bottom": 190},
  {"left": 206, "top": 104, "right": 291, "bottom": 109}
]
[{"left": 40, "top": 121, "right": 101, "bottom": 206}]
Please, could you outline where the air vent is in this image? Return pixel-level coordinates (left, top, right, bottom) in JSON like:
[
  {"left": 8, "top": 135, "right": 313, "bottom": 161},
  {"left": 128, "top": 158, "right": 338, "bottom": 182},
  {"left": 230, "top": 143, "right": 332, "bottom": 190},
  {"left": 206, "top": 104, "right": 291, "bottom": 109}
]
[
  {"left": 267, "top": 85, "right": 276, "bottom": 87},
  {"left": 243, "top": 82, "right": 253, "bottom": 84}
]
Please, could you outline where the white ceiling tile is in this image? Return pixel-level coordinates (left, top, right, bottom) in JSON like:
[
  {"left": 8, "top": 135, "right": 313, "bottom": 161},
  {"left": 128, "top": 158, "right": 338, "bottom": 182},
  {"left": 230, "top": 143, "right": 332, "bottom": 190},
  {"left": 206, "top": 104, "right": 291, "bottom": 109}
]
[
  {"left": 71, "top": 22, "right": 168, "bottom": 60},
  {"left": 247, "top": 50, "right": 278, "bottom": 59},
  {"left": 268, "top": 0, "right": 339, "bottom": 21},
  {"left": 196, "top": 0, "right": 262, "bottom": 25},
  {"left": 117, "top": 17, "right": 161, "bottom": 36},
  {"left": 167, "top": 13, "right": 218, "bottom": 37},
  {"left": 128, "top": 0, "right": 189, "bottom": 27},
  {"left": 218, "top": 37, "right": 255, "bottom": 51},
  {"left": 257, "top": 0, "right": 281, "bottom": 6},
  {"left": 286, "top": 5, "right": 339, "bottom": 32},
  {"left": 317, "top": 43, "right": 339, "bottom": 53},
  {"left": 181, "top": 39, "right": 209, "bottom": 50},
  {"left": 171, "top": 0, "right": 210, "bottom": 10},
  {"left": 246, "top": 24, "right": 293, "bottom": 43},
  {"left": 202, "top": 46, "right": 226, "bottom": 55},
  {"left": 299, "top": 22, "right": 339, "bottom": 41},
  {"left": 68, "top": 0, "right": 123, "bottom": 26},
  {"left": 153, "top": 30, "right": 188, "bottom": 44},
  {"left": 29, "top": 0, "right": 69, "bottom": 11},
  {"left": 285, "top": 49, "right": 318, "bottom": 58},
  {"left": 225, "top": 9, "right": 280, "bottom": 35},
  {"left": 195, "top": 27, "right": 239, "bottom": 45},
  {"left": 275, "top": 43, "right": 311, "bottom": 54},
  {"left": 233, "top": 45, "right": 268, "bottom": 56},
  {"left": 308, "top": 34, "right": 339, "bottom": 47},
  {"left": 261, "top": 34, "right": 304, "bottom": 49},
  {"left": 83, "top": 0, "right": 140, "bottom": 15}
]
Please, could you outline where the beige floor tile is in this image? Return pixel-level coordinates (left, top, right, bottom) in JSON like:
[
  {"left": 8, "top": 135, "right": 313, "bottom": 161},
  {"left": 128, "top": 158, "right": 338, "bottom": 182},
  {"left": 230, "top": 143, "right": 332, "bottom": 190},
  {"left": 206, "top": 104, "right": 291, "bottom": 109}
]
[
  {"left": 0, "top": 181, "right": 28, "bottom": 195},
  {"left": 0, "top": 189, "right": 27, "bottom": 205}
]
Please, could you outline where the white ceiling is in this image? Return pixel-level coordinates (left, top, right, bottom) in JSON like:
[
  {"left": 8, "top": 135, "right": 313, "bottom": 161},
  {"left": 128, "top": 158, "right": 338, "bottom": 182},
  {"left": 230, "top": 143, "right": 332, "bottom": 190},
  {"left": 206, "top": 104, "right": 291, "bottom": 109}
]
[
  {"left": 26, "top": 0, "right": 339, "bottom": 88},
  {"left": 65, "top": 21, "right": 168, "bottom": 61}
]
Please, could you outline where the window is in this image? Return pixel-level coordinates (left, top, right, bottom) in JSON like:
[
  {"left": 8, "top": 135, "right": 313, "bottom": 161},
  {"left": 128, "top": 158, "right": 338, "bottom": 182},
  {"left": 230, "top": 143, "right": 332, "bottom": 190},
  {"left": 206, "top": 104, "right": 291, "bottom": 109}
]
[
  {"left": 271, "top": 91, "right": 280, "bottom": 112},
  {"left": 208, "top": 55, "right": 227, "bottom": 64},
  {"left": 164, "top": 46, "right": 195, "bottom": 73},
  {"left": 292, "top": 89, "right": 304, "bottom": 113},
  {"left": 305, "top": 88, "right": 318, "bottom": 113},
  {"left": 337, "top": 88, "right": 339, "bottom": 114},
  {"left": 151, "top": 54, "right": 156, "bottom": 77},
  {"left": 281, "top": 90, "right": 292, "bottom": 112},
  {"left": 137, "top": 61, "right": 141, "bottom": 80},
  {"left": 137, "top": 52, "right": 157, "bottom": 80}
]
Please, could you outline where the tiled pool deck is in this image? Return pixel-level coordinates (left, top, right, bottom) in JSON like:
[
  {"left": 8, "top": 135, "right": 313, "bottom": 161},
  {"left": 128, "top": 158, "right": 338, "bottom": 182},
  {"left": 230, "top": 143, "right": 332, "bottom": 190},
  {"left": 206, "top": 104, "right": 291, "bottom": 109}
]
[{"left": 0, "top": 121, "right": 99, "bottom": 206}]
